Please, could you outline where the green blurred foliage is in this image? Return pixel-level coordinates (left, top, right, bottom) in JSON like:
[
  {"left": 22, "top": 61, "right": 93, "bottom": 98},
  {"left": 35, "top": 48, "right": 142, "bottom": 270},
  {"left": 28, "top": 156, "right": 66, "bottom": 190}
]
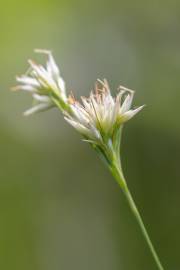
[{"left": 0, "top": 0, "right": 180, "bottom": 269}]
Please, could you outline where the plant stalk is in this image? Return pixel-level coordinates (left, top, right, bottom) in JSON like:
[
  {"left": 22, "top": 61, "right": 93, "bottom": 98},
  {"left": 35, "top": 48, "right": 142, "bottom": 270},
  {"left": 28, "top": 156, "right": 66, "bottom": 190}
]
[{"left": 111, "top": 160, "right": 165, "bottom": 270}]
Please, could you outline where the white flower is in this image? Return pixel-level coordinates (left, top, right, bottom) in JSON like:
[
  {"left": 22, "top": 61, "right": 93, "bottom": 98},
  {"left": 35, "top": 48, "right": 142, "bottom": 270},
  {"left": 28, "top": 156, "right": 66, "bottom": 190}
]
[
  {"left": 65, "top": 79, "right": 144, "bottom": 144},
  {"left": 13, "top": 49, "right": 68, "bottom": 115}
]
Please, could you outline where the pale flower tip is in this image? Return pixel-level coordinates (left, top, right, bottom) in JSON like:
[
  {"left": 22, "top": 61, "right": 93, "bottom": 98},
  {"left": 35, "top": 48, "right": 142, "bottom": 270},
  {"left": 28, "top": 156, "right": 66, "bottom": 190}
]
[
  {"left": 126, "top": 104, "right": 145, "bottom": 120},
  {"left": 23, "top": 107, "right": 36, "bottom": 116},
  {"left": 28, "top": 59, "right": 35, "bottom": 66},
  {"left": 34, "top": 48, "right": 52, "bottom": 55},
  {"left": 103, "top": 78, "right": 109, "bottom": 85},
  {"left": 16, "top": 75, "right": 23, "bottom": 82},
  {"left": 23, "top": 110, "right": 34, "bottom": 117},
  {"left": 138, "top": 104, "right": 146, "bottom": 111},
  {"left": 11, "top": 85, "right": 20, "bottom": 91},
  {"left": 97, "top": 78, "right": 104, "bottom": 84},
  {"left": 97, "top": 78, "right": 109, "bottom": 88},
  {"left": 131, "top": 104, "right": 145, "bottom": 115},
  {"left": 118, "top": 85, "right": 134, "bottom": 94},
  {"left": 23, "top": 110, "right": 30, "bottom": 116}
]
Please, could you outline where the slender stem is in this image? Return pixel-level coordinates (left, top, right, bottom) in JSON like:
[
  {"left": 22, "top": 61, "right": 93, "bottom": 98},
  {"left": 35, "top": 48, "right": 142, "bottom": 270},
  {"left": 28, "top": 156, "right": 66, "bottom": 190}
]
[{"left": 112, "top": 162, "right": 165, "bottom": 270}]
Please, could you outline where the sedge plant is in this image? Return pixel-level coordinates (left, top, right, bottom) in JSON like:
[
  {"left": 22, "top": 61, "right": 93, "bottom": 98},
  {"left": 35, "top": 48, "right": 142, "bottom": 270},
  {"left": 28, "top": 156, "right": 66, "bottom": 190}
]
[{"left": 12, "top": 50, "right": 165, "bottom": 270}]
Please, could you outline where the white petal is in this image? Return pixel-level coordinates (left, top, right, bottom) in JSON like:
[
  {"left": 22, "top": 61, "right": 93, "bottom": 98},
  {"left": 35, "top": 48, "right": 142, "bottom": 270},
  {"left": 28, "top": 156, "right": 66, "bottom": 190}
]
[
  {"left": 28, "top": 60, "right": 57, "bottom": 90},
  {"left": 47, "top": 53, "right": 60, "bottom": 79},
  {"left": 81, "top": 97, "right": 90, "bottom": 110},
  {"left": 34, "top": 49, "right": 51, "bottom": 54},
  {"left": 89, "top": 124, "right": 102, "bottom": 141},
  {"left": 70, "top": 104, "right": 89, "bottom": 125},
  {"left": 111, "top": 94, "right": 122, "bottom": 124},
  {"left": 16, "top": 76, "right": 40, "bottom": 87},
  {"left": 24, "top": 102, "right": 53, "bottom": 116},
  {"left": 120, "top": 92, "right": 134, "bottom": 113},
  {"left": 89, "top": 95, "right": 101, "bottom": 122},
  {"left": 64, "top": 117, "right": 91, "bottom": 136},
  {"left": 15, "top": 85, "right": 37, "bottom": 92},
  {"left": 121, "top": 105, "right": 145, "bottom": 122},
  {"left": 104, "top": 92, "right": 114, "bottom": 108},
  {"left": 33, "top": 94, "right": 51, "bottom": 102},
  {"left": 57, "top": 77, "right": 66, "bottom": 93}
]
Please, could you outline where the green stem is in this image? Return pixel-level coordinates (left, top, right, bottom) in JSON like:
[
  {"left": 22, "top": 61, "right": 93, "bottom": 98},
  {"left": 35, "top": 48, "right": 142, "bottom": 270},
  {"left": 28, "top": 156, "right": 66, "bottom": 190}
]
[{"left": 111, "top": 162, "right": 164, "bottom": 270}]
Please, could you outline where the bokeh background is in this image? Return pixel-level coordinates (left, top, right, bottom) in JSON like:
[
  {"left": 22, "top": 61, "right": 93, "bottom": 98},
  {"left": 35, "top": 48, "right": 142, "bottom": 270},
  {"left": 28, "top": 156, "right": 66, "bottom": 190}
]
[{"left": 1, "top": 0, "right": 180, "bottom": 269}]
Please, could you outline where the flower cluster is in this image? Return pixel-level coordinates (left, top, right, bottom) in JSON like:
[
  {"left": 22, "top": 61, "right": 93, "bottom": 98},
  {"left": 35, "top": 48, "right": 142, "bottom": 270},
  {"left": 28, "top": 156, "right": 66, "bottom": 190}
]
[
  {"left": 13, "top": 50, "right": 144, "bottom": 150},
  {"left": 13, "top": 49, "right": 68, "bottom": 115},
  {"left": 65, "top": 79, "right": 144, "bottom": 145}
]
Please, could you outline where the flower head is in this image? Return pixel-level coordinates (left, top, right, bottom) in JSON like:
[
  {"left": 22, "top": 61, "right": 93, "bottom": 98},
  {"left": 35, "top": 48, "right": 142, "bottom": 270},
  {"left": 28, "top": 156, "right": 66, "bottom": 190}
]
[
  {"left": 65, "top": 79, "right": 144, "bottom": 147},
  {"left": 13, "top": 49, "right": 69, "bottom": 115}
]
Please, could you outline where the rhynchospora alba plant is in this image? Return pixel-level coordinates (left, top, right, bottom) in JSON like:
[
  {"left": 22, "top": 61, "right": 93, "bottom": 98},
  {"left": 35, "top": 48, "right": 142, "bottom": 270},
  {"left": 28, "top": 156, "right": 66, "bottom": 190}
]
[{"left": 13, "top": 50, "right": 165, "bottom": 270}]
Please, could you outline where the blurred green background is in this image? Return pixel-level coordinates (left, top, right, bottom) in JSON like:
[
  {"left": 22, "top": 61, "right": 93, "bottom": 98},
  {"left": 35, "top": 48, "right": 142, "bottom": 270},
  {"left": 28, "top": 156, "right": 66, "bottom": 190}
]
[{"left": 1, "top": 0, "right": 180, "bottom": 269}]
